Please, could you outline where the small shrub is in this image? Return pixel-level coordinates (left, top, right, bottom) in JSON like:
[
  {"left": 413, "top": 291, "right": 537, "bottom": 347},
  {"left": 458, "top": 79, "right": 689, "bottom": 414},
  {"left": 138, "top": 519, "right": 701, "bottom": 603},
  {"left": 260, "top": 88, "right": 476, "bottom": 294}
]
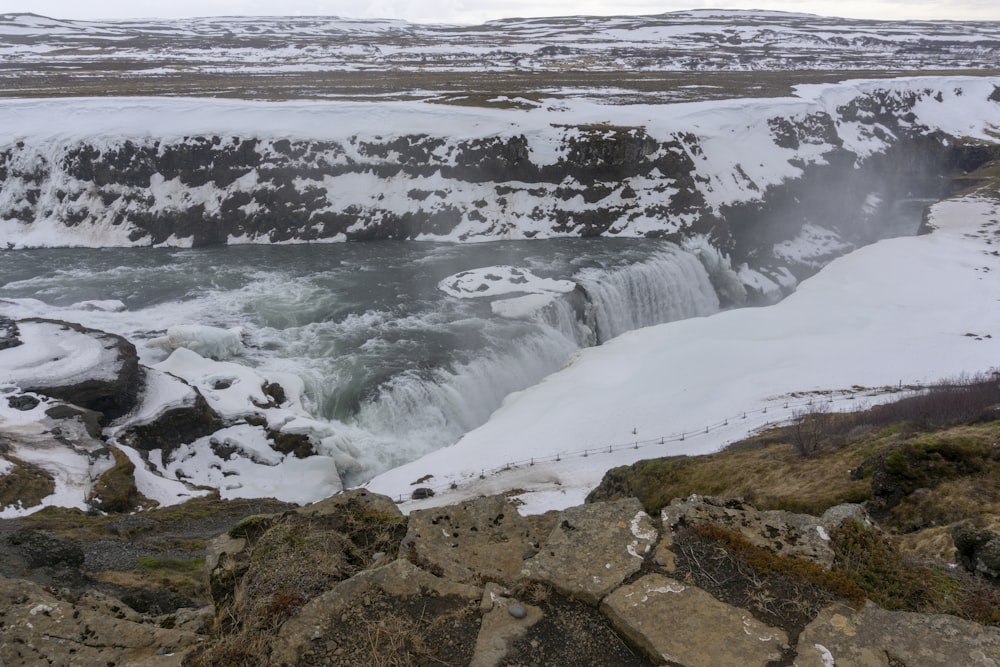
[
  {"left": 691, "top": 523, "right": 866, "bottom": 608},
  {"left": 829, "top": 519, "right": 999, "bottom": 626}
]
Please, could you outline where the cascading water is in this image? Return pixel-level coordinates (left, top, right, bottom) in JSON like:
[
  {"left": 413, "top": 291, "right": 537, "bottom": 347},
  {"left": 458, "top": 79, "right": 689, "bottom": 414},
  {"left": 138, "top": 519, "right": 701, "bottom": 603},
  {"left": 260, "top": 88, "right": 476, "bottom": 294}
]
[{"left": 574, "top": 246, "right": 720, "bottom": 343}]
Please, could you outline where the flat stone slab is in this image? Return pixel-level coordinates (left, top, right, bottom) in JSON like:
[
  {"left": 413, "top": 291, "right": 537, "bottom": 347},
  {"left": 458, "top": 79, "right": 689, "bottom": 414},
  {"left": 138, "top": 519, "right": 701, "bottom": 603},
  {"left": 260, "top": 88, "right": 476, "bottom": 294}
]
[
  {"left": 523, "top": 497, "right": 657, "bottom": 605},
  {"left": 471, "top": 585, "right": 543, "bottom": 667},
  {"left": 402, "top": 494, "right": 544, "bottom": 584},
  {"left": 601, "top": 573, "right": 787, "bottom": 667},
  {"left": 797, "top": 602, "right": 1000, "bottom": 667},
  {"left": 0, "top": 575, "right": 201, "bottom": 667},
  {"left": 272, "top": 558, "right": 482, "bottom": 665}
]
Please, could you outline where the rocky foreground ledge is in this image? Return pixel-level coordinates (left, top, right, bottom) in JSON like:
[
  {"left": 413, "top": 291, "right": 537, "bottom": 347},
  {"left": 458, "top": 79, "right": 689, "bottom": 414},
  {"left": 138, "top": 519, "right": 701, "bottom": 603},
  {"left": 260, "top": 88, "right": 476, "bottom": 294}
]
[{"left": 2, "top": 490, "right": 999, "bottom": 666}]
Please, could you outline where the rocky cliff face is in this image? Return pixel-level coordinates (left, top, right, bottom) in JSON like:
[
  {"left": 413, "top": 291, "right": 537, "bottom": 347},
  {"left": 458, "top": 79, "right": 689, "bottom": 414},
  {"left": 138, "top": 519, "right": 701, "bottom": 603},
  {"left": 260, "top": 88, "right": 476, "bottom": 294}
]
[{"left": 3, "top": 80, "right": 999, "bottom": 279}]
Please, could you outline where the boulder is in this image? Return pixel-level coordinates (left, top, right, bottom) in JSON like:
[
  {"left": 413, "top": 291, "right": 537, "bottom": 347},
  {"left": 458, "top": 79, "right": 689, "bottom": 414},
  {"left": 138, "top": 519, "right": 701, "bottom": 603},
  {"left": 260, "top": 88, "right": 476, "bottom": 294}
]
[
  {"left": 402, "top": 494, "right": 545, "bottom": 585},
  {"left": 601, "top": 573, "right": 787, "bottom": 666},
  {"left": 205, "top": 488, "right": 409, "bottom": 655},
  {"left": 662, "top": 495, "right": 835, "bottom": 567},
  {"left": 271, "top": 558, "right": 482, "bottom": 666},
  {"left": 796, "top": 602, "right": 1000, "bottom": 666},
  {"left": 113, "top": 367, "right": 222, "bottom": 458},
  {"left": 820, "top": 502, "right": 872, "bottom": 532},
  {"left": 0, "top": 575, "right": 202, "bottom": 667},
  {"left": 4, "top": 318, "right": 141, "bottom": 422},
  {"left": 523, "top": 497, "right": 657, "bottom": 605},
  {"left": 952, "top": 522, "right": 1000, "bottom": 581}
]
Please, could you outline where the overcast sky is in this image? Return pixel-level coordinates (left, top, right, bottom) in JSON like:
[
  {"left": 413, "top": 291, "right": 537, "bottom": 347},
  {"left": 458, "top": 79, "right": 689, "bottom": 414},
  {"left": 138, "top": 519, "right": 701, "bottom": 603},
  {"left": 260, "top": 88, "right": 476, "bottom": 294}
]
[{"left": 3, "top": 0, "right": 999, "bottom": 23}]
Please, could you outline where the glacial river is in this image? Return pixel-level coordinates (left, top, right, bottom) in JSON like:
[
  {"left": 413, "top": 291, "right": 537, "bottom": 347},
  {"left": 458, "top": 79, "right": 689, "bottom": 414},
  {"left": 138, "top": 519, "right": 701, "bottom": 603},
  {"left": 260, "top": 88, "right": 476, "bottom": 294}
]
[{"left": 0, "top": 239, "right": 720, "bottom": 484}]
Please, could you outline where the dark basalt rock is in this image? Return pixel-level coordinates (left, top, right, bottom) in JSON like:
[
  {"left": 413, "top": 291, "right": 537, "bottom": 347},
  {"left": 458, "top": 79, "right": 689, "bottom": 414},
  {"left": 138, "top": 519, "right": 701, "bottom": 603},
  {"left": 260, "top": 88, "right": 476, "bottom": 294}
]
[
  {"left": 6, "top": 394, "right": 39, "bottom": 411},
  {"left": 18, "top": 318, "right": 142, "bottom": 424},
  {"left": 0, "top": 316, "right": 20, "bottom": 350},
  {"left": 122, "top": 386, "right": 222, "bottom": 460}
]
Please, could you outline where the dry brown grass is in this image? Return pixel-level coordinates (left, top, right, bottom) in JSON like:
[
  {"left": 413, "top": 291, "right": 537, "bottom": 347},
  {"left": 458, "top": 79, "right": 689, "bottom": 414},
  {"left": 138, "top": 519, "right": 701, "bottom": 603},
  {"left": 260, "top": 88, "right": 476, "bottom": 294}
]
[
  {"left": 0, "top": 456, "right": 55, "bottom": 510},
  {"left": 590, "top": 435, "right": 875, "bottom": 517}
]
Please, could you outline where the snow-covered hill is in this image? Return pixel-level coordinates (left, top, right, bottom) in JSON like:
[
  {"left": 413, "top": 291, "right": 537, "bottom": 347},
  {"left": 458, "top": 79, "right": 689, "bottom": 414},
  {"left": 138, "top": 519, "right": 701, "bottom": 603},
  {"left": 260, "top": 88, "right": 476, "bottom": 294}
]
[{"left": 1, "top": 10, "right": 999, "bottom": 102}]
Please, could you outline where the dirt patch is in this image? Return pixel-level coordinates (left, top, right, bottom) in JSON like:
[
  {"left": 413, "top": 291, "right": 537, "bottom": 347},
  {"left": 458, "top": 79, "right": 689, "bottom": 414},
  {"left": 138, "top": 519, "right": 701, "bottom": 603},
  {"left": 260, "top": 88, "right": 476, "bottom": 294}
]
[
  {"left": 500, "top": 586, "right": 654, "bottom": 666},
  {"left": 671, "top": 524, "right": 849, "bottom": 642},
  {"left": 296, "top": 590, "right": 481, "bottom": 667}
]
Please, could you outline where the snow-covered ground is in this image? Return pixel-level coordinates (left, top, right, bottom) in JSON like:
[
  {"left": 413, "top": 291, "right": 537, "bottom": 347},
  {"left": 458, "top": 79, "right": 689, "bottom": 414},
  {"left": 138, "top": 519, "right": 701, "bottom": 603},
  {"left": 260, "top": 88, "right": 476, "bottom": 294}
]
[
  {"left": 1, "top": 10, "right": 997, "bottom": 95},
  {"left": 366, "top": 192, "right": 1000, "bottom": 513}
]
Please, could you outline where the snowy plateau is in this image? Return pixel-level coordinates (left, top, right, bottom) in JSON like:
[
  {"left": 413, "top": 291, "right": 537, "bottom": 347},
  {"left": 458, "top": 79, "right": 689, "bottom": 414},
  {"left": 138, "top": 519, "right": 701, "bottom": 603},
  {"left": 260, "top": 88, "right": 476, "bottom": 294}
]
[{"left": 0, "top": 10, "right": 999, "bottom": 518}]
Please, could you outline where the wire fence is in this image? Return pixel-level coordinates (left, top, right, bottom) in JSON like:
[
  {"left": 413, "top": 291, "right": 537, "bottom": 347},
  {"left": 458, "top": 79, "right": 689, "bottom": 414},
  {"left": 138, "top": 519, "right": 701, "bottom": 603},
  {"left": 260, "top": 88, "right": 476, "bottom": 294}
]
[{"left": 385, "top": 381, "right": 931, "bottom": 503}]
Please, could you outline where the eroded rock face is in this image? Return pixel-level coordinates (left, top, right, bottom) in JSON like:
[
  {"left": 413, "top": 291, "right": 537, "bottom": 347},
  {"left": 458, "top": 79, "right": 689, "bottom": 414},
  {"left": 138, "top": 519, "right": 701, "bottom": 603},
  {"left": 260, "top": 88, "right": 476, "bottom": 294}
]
[
  {"left": 662, "top": 495, "right": 835, "bottom": 567},
  {"left": 0, "top": 575, "right": 204, "bottom": 667},
  {"left": 206, "top": 487, "right": 409, "bottom": 655},
  {"left": 601, "top": 573, "right": 788, "bottom": 667},
  {"left": 402, "top": 494, "right": 546, "bottom": 585},
  {"left": 523, "top": 497, "right": 658, "bottom": 605},
  {"left": 797, "top": 602, "right": 1000, "bottom": 667}
]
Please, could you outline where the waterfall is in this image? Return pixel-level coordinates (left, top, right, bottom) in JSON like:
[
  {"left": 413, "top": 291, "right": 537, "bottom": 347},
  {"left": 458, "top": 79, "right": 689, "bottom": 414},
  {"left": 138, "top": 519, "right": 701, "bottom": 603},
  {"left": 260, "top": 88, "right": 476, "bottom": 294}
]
[
  {"left": 350, "top": 244, "right": 721, "bottom": 466},
  {"left": 349, "top": 329, "right": 579, "bottom": 473},
  {"left": 574, "top": 245, "right": 720, "bottom": 342}
]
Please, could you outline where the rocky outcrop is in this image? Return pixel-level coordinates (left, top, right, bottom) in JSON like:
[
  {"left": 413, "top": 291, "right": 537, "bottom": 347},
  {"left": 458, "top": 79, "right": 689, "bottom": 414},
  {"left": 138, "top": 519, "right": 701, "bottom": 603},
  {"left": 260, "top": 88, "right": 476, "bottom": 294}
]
[
  {"left": 186, "top": 491, "right": 1000, "bottom": 666},
  {"left": 402, "top": 494, "right": 550, "bottom": 585},
  {"left": 796, "top": 602, "right": 1000, "bottom": 666},
  {"left": 5, "top": 318, "right": 141, "bottom": 422},
  {"left": 113, "top": 368, "right": 222, "bottom": 459},
  {"left": 953, "top": 522, "right": 1000, "bottom": 582},
  {"left": 271, "top": 558, "right": 484, "bottom": 666},
  {"left": 661, "top": 495, "right": 836, "bottom": 567}
]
